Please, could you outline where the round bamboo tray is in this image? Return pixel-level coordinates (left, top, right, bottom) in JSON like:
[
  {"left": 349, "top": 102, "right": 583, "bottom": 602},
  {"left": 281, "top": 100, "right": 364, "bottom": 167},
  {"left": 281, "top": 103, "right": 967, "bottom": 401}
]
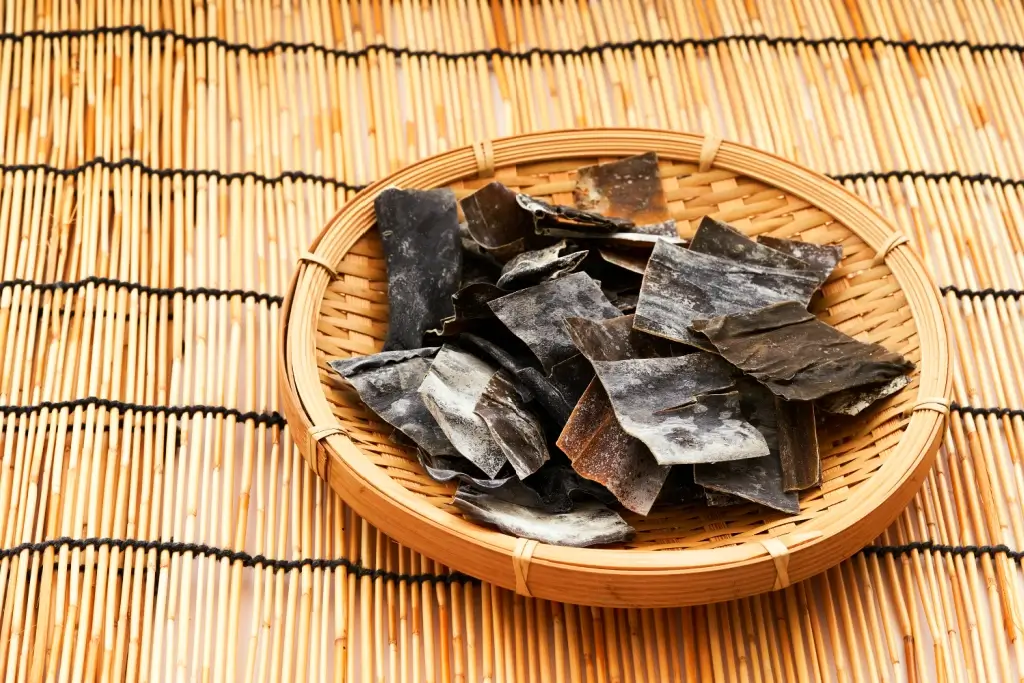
[{"left": 279, "top": 129, "right": 951, "bottom": 608}]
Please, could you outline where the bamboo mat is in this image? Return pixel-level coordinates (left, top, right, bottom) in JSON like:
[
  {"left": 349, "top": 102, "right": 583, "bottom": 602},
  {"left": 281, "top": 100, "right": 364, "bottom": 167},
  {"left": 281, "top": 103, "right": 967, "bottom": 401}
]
[{"left": 1, "top": 0, "right": 1023, "bottom": 681}]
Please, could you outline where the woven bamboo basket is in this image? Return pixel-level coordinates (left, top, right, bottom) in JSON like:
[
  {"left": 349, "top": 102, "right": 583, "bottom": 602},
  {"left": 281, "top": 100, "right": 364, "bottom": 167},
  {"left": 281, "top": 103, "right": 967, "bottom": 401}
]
[{"left": 279, "top": 128, "right": 951, "bottom": 608}]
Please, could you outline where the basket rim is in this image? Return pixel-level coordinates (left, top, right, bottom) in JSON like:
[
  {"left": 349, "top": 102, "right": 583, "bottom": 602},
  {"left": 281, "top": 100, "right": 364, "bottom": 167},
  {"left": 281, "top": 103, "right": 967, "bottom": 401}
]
[{"left": 279, "top": 128, "right": 951, "bottom": 606}]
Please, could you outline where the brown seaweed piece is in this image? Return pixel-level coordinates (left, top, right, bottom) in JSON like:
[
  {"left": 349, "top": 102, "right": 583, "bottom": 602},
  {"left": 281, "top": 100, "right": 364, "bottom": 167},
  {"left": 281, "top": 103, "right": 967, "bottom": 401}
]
[
  {"left": 598, "top": 248, "right": 649, "bottom": 274},
  {"left": 496, "top": 240, "right": 588, "bottom": 290},
  {"left": 757, "top": 235, "right": 843, "bottom": 283},
  {"left": 573, "top": 152, "right": 676, "bottom": 235},
  {"left": 474, "top": 372, "right": 550, "bottom": 479},
  {"left": 563, "top": 314, "right": 687, "bottom": 362},
  {"left": 587, "top": 352, "right": 768, "bottom": 465},
  {"left": 775, "top": 398, "right": 820, "bottom": 491},
  {"left": 815, "top": 374, "right": 911, "bottom": 416},
  {"left": 454, "top": 487, "right": 634, "bottom": 547},
  {"left": 487, "top": 272, "right": 621, "bottom": 372},
  {"left": 691, "top": 301, "right": 915, "bottom": 402},
  {"left": 689, "top": 216, "right": 813, "bottom": 272},
  {"left": 516, "top": 193, "right": 634, "bottom": 233},
  {"left": 461, "top": 182, "right": 538, "bottom": 263},
  {"left": 557, "top": 380, "right": 670, "bottom": 515},
  {"left": 435, "top": 282, "right": 506, "bottom": 336},
  {"left": 328, "top": 348, "right": 455, "bottom": 457},
  {"left": 633, "top": 239, "right": 822, "bottom": 349},
  {"left": 418, "top": 346, "right": 509, "bottom": 477},
  {"left": 375, "top": 188, "right": 463, "bottom": 350},
  {"left": 416, "top": 449, "right": 513, "bottom": 489},
  {"left": 694, "top": 382, "right": 800, "bottom": 514}
]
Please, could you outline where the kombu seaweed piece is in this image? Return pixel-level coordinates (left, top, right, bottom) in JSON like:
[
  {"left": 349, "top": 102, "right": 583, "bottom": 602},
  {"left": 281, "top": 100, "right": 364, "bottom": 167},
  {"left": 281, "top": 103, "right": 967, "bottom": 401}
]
[
  {"left": 657, "top": 466, "right": 705, "bottom": 504},
  {"left": 691, "top": 301, "right": 915, "bottom": 402},
  {"left": 633, "top": 240, "right": 822, "bottom": 349},
  {"left": 536, "top": 227, "right": 685, "bottom": 248},
  {"left": 516, "top": 193, "right": 634, "bottom": 233},
  {"left": 546, "top": 354, "right": 596, "bottom": 408},
  {"left": 563, "top": 314, "right": 687, "bottom": 362},
  {"left": 474, "top": 372, "right": 550, "bottom": 479},
  {"left": 589, "top": 352, "right": 769, "bottom": 465},
  {"left": 598, "top": 248, "right": 650, "bottom": 274},
  {"left": 815, "top": 374, "right": 911, "bottom": 416},
  {"left": 557, "top": 380, "right": 670, "bottom": 515},
  {"left": 757, "top": 235, "right": 843, "bottom": 283},
  {"left": 573, "top": 152, "right": 676, "bottom": 235},
  {"left": 328, "top": 348, "right": 454, "bottom": 457},
  {"left": 454, "top": 487, "right": 635, "bottom": 548},
  {"left": 461, "top": 182, "right": 537, "bottom": 252},
  {"left": 459, "top": 238, "right": 504, "bottom": 285},
  {"left": 521, "top": 460, "right": 618, "bottom": 512},
  {"left": 418, "top": 345, "right": 509, "bottom": 477},
  {"left": 605, "top": 289, "right": 639, "bottom": 314},
  {"left": 775, "top": 398, "right": 821, "bottom": 491},
  {"left": 435, "top": 282, "right": 506, "bottom": 336},
  {"left": 375, "top": 188, "right": 462, "bottom": 350},
  {"left": 458, "top": 333, "right": 574, "bottom": 423},
  {"left": 689, "top": 216, "right": 812, "bottom": 272},
  {"left": 487, "top": 272, "right": 621, "bottom": 372},
  {"left": 694, "top": 381, "right": 800, "bottom": 515},
  {"left": 416, "top": 449, "right": 513, "bottom": 489},
  {"left": 705, "top": 490, "right": 744, "bottom": 506},
  {"left": 496, "top": 240, "right": 589, "bottom": 290}
]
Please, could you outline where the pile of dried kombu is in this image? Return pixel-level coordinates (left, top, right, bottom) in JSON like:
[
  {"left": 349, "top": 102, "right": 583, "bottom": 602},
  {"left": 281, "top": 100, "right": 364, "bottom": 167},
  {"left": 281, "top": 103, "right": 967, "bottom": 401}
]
[{"left": 329, "top": 154, "right": 915, "bottom": 548}]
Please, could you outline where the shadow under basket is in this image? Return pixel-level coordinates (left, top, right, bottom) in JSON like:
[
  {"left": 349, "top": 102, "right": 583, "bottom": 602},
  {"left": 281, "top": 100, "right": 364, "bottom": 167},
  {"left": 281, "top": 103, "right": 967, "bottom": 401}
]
[{"left": 279, "top": 129, "right": 951, "bottom": 608}]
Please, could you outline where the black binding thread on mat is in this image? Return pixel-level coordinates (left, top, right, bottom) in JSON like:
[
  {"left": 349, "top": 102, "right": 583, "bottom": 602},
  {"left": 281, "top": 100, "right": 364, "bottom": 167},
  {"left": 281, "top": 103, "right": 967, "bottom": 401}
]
[
  {"left": 3, "top": 24, "right": 1024, "bottom": 60},
  {"left": 831, "top": 169, "right": 1024, "bottom": 187},
  {"left": 0, "top": 537, "right": 1018, "bottom": 584},
  {"left": 951, "top": 403, "right": 1024, "bottom": 420},
  {"left": 0, "top": 398, "right": 285, "bottom": 426},
  {"left": 0, "top": 276, "right": 284, "bottom": 305},
  {"left": 940, "top": 285, "right": 1024, "bottom": 300},
  {"left": 0, "top": 156, "right": 365, "bottom": 191}
]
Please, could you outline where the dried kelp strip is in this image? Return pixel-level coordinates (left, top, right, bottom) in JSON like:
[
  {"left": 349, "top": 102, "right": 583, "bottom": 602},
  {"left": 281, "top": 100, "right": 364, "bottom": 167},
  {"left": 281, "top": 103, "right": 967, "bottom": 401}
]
[
  {"left": 598, "top": 248, "right": 649, "bottom": 274},
  {"left": 563, "top": 314, "right": 685, "bottom": 362},
  {"left": 705, "top": 490, "right": 744, "bottom": 506},
  {"left": 461, "top": 182, "right": 537, "bottom": 258},
  {"left": 815, "top": 374, "right": 910, "bottom": 416},
  {"left": 416, "top": 449, "right": 513, "bottom": 489},
  {"left": 435, "top": 282, "right": 506, "bottom": 336},
  {"left": 458, "top": 333, "right": 574, "bottom": 422},
  {"left": 418, "top": 346, "right": 508, "bottom": 477},
  {"left": 517, "top": 193, "right": 634, "bottom": 233},
  {"left": 690, "top": 217, "right": 813, "bottom": 273},
  {"left": 775, "top": 398, "right": 820, "bottom": 491},
  {"left": 634, "top": 240, "right": 822, "bottom": 349},
  {"left": 487, "top": 272, "right": 621, "bottom": 372},
  {"left": 496, "top": 241, "right": 588, "bottom": 289},
  {"left": 692, "top": 301, "right": 915, "bottom": 402},
  {"left": 757, "top": 235, "right": 843, "bottom": 282},
  {"left": 590, "top": 353, "right": 768, "bottom": 465},
  {"left": 605, "top": 289, "right": 639, "bottom": 313},
  {"left": 657, "top": 466, "right": 705, "bottom": 504},
  {"left": 375, "top": 188, "right": 463, "bottom": 350},
  {"left": 573, "top": 153, "right": 675, "bottom": 235},
  {"left": 520, "top": 461, "right": 618, "bottom": 512},
  {"left": 694, "top": 382, "right": 800, "bottom": 514},
  {"left": 328, "top": 348, "right": 454, "bottom": 457},
  {"left": 475, "top": 373, "right": 550, "bottom": 479},
  {"left": 557, "top": 380, "right": 669, "bottom": 515},
  {"left": 546, "top": 354, "right": 596, "bottom": 407},
  {"left": 536, "top": 227, "right": 684, "bottom": 248},
  {"left": 454, "top": 487, "right": 634, "bottom": 547}
]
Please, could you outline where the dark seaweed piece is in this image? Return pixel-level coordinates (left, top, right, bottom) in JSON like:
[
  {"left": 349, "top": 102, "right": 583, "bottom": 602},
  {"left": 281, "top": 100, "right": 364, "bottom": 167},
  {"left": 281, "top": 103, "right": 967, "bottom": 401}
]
[
  {"left": 689, "top": 216, "right": 812, "bottom": 272},
  {"left": 757, "top": 235, "right": 843, "bottom": 283},
  {"left": 461, "top": 182, "right": 537, "bottom": 257},
  {"left": 775, "top": 398, "right": 821, "bottom": 491},
  {"left": 573, "top": 152, "right": 676, "bottom": 235},
  {"left": 375, "top": 188, "right": 462, "bottom": 351},
  {"left": 522, "top": 460, "right": 618, "bottom": 512},
  {"left": 536, "top": 227, "right": 685, "bottom": 248},
  {"left": 633, "top": 240, "right": 824, "bottom": 349},
  {"left": 474, "top": 372, "right": 550, "bottom": 479},
  {"left": 691, "top": 301, "right": 915, "bottom": 402},
  {"left": 563, "top": 314, "right": 687, "bottom": 362},
  {"left": 516, "top": 193, "right": 634, "bottom": 233},
  {"left": 815, "top": 374, "right": 911, "bottom": 416},
  {"left": 546, "top": 354, "right": 596, "bottom": 408},
  {"left": 588, "top": 352, "right": 768, "bottom": 465},
  {"left": 328, "top": 348, "right": 454, "bottom": 457},
  {"left": 454, "top": 486, "right": 635, "bottom": 547},
  {"left": 487, "top": 272, "right": 621, "bottom": 372},
  {"left": 418, "top": 345, "right": 508, "bottom": 477},
  {"left": 657, "top": 466, "right": 705, "bottom": 504},
  {"left": 694, "top": 381, "right": 800, "bottom": 514},
  {"left": 460, "top": 237, "right": 504, "bottom": 285},
  {"left": 496, "top": 240, "right": 589, "bottom": 290},
  {"left": 598, "top": 248, "right": 649, "bottom": 274},
  {"left": 705, "top": 490, "right": 744, "bottom": 506},
  {"left": 458, "top": 333, "right": 575, "bottom": 423},
  {"left": 434, "top": 282, "right": 507, "bottom": 336},
  {"left": 557, "top": 380, "right": 670, "bottom": 515},
  {"left": 605, "top": 289, "right": 639, "bottom": 313},
  {"left": 416, "top": 449, "right": 513, "bottom": 489}
]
